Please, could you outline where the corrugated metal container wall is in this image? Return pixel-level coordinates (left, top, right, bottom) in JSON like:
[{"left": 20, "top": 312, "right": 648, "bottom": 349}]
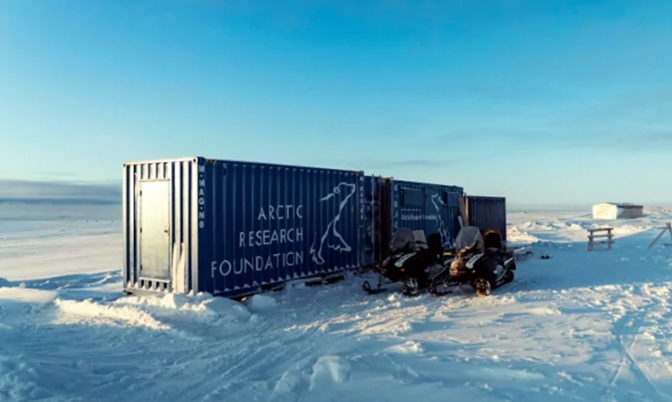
[
  {"left": 389, "top": 180, "right": 464, "bottom": 250},
  {"left": 361, "top": 175, "right": 391, "bottom": 266},
  {"left": 202, "top": 160, "right": 364, "bottom": 297},
  {"left": 360, "top": 175, "right": 378, "bottom": 267},
  {"left": 466, "top": 195, "right": 507, "bottom": 243},
  {"left": 123, "top": 158, "right": 200, "bottom": 295}
]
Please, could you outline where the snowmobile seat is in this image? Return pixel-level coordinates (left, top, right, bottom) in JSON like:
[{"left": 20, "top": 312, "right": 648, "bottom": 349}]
[{"left": 482, "top": 229, "right": 504, "bottom": 255}]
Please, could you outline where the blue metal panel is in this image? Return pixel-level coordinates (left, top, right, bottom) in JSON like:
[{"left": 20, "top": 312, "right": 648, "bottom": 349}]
[
  {"left": 123, "top": 158, "right": 199, "bottom": 295},
  {"left": 198, "top": 159, "right": 364, "bottom": 298},
  {"left": 466, "top": 195, "right": 507, "bottom": 243},
  {"left": 389, "top": 180, "right": 464, "bottom": 249},
  {"left": 360, "top": 175, "right": 388, "bottom": 267}
]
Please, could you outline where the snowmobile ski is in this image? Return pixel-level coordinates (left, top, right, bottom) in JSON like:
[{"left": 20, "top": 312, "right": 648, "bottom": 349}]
[{"left": 362, "top": 280, "right": 388, "bottom": 294}]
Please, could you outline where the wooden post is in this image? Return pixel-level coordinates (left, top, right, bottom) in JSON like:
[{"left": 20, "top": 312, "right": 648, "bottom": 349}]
[
  {"left": 587, "top": 227, "right": 614, "bottom": 251},
  {"left": 458, "top": 196, "right": 469, "bottom": 227},
  {"left": 648, "top": 222, "right": 672, "bottom": 249}
]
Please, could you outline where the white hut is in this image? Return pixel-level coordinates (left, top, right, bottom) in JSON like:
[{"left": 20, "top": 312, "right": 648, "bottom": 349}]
[{"left": 592, "top": 203, "right": 644, "bottom": 220}]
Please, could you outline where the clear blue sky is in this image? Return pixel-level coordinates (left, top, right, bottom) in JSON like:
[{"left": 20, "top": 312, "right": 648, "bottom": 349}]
[{"left": 1, "top": 0, "right": 671, "bottom": 205}]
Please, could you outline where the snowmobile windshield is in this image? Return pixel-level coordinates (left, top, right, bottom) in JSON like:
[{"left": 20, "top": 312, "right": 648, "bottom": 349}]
[
  {"left": 413, "top": 230, "right": 428, "bottom": 250},
  {"left": 389, "top": 228, "right": 415, "bottom": 252},
  {"left": 454, "top": 226, "right": 485, "bottom": 253}
]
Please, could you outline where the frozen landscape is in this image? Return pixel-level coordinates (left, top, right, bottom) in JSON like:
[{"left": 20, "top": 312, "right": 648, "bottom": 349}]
[{"left": 2, "top": 201, "right": 672, "bottom": 402}]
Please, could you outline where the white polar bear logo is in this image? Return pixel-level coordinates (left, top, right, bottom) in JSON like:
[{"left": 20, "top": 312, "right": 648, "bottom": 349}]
[
  {"left": 309, "top": 182, "right": 357, "bottom": 265},
  {"left": 430, "top": 193, "right": 453, "bottom": 248}
]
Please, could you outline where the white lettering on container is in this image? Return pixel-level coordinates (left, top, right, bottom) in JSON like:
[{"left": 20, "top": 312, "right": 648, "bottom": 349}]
[
  {"left": 198, "top": 165, "right": 206, "bottom": 229},
  {"left": 211, "top": 203, "right": 305, "bottom": 278},
  {"left": 400, "top": 214, "right": 439, "bottom": 221},
  {"left": 239, "top": 228, "right": 304, "bottom": 247},
  {"left": 256, "top": 205, "right": 303, "bottom": 220},
  {"left": 211, "top": 252, "right": 304, "bottom": 278}
]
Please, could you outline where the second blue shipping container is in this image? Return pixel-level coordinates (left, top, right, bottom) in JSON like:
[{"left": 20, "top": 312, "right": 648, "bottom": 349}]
[
  {"left": 363, "top": 177, "right": 464, "bottom": 263},
  {"left": 122, "top": 157, "right": 366, "bottom": 298},
  {"left": 390, "top": 179, "right": 464, "bottom": 249}
]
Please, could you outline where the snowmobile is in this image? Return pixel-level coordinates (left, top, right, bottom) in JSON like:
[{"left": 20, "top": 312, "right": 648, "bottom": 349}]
[
  {"left": 428, "top": 226, "right": 517, "bottom": 296},
  {"left": 362, "top": 225, "right": 516, "bottom": 297},
  {"left": 361, "top": 227, "right": 444, "bottom": 296}
]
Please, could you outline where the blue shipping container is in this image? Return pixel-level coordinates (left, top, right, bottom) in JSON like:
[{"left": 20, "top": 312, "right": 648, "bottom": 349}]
[
  {"left": 390, "top": 179, "right": 464, "bottom": 249},
  {"left": 363, "top": 177, "right": 464, "bottom": 263},
  {"left": 122, "top": 157, "right": 365, "bottom": 298},
  {"left": 466, "top": 195, "right": 507, "bottom": 243}
]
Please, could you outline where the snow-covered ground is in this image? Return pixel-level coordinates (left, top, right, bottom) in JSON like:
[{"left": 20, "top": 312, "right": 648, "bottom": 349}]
[{"left": 2, "top": 202, "right": 672, "bottom": 402}]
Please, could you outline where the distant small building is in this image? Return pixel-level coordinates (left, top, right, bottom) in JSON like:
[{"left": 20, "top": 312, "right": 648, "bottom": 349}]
[{"left": 592, "top": 202, "right": 644, "bottom": 220}]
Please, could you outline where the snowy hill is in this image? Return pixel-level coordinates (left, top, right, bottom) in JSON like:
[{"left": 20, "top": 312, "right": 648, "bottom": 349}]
[{"left": 1, "top": 202, "right": 672, "bottom": 401}]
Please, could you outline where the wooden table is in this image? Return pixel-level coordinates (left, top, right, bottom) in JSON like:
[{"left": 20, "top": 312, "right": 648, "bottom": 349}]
[{"left": 587, "top": 227, "right": 614, "bottom": 251}]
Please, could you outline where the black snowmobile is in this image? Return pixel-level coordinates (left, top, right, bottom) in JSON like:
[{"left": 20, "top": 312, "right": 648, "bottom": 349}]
[
  {"left": 362, "top": 227, "right": 444, "bottom": 296},
  {"left": 429, "top": 225, "right": 517, "bottom": 296},
  {"left": 362, "top": 225, "right": 516, "bottom": 297}
]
